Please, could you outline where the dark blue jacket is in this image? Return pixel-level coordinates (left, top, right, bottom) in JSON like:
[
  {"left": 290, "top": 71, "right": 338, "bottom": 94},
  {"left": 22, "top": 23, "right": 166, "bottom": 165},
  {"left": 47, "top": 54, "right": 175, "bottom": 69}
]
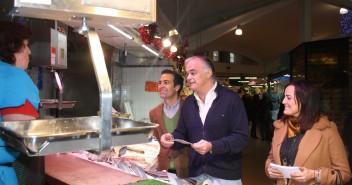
[{"left": 172, "top": 83, "right": 249, "bottom": 180}]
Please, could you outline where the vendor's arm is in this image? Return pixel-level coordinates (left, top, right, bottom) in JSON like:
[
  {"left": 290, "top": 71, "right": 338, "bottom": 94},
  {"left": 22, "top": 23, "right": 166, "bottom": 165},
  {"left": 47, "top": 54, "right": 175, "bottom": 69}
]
[
  {"left": 0, "top": 99, "right": 39, "bottom": 121},
  {"left": 3, "top": 114, "right": 35, "bottom": 121}
]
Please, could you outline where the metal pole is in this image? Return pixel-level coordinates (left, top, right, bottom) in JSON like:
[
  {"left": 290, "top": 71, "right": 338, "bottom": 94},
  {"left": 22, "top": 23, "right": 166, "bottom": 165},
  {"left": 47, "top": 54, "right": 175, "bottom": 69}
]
[{"left": 87, "top": 31, "right": 112, "bottom": 154}]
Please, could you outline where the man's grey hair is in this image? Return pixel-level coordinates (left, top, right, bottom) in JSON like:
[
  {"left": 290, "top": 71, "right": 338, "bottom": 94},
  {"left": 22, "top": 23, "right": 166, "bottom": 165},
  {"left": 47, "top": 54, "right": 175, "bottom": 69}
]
[{"left": 185, "top": 56, "right": 216, "bottom": 82}]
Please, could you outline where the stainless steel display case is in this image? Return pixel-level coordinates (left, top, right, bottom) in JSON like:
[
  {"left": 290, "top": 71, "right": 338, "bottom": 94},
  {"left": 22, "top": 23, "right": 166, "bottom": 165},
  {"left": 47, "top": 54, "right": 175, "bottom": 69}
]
[{"left": 0, "top": 116, "right": 157, "bottom": 156}]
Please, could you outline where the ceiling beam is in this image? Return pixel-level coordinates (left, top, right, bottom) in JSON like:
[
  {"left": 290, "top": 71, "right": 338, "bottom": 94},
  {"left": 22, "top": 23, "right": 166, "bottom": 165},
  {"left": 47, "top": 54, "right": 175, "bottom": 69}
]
[{"left": 322, "top": 0, "right": 352, "bottom": 9}]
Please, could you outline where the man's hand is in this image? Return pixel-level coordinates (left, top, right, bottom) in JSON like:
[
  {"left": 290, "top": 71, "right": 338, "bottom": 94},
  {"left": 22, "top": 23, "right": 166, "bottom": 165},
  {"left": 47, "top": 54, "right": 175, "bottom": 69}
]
[
  {"left": 160, "top": 133, "right": 174, "bottom": 148},
  {"left": 191, "top": 139, "right": 212, "bottom": 155}
]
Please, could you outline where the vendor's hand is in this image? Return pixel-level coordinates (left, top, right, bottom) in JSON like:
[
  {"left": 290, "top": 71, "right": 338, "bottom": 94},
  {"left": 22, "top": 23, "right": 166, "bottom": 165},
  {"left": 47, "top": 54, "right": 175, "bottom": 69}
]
[
  {"left": 291, "top": 167, "right": 314, "bottom": 183},
  {"left": 191, "top": 140, "right": 212, "bottom": 155},
  {"left": 267, "top": 166, "right": 284, "bottom": 180},
  {"left": 160, "top": 133, "right": 174, "bottom": 148}
]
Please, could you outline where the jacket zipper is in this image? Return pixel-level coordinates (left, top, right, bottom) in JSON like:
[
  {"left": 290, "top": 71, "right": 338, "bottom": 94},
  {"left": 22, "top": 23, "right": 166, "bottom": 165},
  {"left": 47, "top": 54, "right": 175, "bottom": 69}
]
[{"left": 202, "top": 123, "right": 206, "bottom": 173}]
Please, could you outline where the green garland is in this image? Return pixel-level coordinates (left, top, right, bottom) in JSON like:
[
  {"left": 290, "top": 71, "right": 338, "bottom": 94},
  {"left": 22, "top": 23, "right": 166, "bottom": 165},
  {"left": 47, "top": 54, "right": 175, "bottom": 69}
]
[{"left": 128, "top": 179, "right": 169, "bottom": 185}]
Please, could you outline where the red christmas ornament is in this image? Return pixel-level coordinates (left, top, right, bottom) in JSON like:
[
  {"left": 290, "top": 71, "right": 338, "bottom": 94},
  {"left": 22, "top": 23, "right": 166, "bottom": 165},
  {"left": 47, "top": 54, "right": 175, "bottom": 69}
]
[
  {"left": 163, "top": 49, "right": 177, "bottom": 59},
  {"left": 138, "top": 26, "right": 150, "bottom": 44},
  {"left": 138, "top": 23, "right": 159, "bottom": 45},
  {"left": 153, "top": 38, "right": 163, "bottom": 51}
]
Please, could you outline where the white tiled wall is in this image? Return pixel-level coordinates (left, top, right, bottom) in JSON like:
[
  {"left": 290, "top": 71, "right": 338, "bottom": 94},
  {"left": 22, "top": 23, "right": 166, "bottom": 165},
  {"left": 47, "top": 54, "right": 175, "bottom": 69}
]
[{"left": 121, "top": 66, "right": 172, "bottom": 121}]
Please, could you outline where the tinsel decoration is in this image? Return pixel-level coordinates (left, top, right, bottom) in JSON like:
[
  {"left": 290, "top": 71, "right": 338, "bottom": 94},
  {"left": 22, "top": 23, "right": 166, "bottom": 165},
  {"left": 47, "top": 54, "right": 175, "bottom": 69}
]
[
  {"left": 138, "top": 23, "right": 158, "bottom": 45},
  {"left": 138, "top": 23, "right": 189, "bottom": 65},
  {"left": 153, "top": 38, "right": 163, "bottom": 51},
  {"left": 163, "top": 49, "right": 177, "bottom": 59}
]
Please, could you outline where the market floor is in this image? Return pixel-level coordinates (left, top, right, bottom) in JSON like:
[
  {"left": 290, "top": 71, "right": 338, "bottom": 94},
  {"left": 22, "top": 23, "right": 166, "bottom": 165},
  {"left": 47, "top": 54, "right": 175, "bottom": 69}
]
[{"left": 242, "top": 137, "right": 273, "bottom": 185}]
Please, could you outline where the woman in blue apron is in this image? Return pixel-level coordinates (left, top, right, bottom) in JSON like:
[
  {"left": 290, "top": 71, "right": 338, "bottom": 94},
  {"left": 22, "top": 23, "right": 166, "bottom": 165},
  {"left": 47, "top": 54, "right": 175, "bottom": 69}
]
[{"left": 0, "top": 21, "right": 39, "bottom": 185}]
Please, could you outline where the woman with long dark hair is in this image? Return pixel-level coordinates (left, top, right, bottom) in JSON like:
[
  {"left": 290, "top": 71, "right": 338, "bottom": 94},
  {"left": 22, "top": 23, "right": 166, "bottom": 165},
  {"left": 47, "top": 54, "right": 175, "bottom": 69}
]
[{"left": 265, "top": 79, "right": 351, "bottom": 184}]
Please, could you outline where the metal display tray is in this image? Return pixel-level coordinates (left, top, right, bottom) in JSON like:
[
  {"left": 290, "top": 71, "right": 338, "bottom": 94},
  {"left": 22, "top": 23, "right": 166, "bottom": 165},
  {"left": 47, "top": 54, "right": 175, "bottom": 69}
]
[{"left": 0, "top": 116, "right": 158, "bottom": 156}]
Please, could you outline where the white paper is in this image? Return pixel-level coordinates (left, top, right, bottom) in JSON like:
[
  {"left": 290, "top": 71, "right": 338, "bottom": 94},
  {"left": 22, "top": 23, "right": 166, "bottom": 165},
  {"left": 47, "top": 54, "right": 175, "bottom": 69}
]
[
  {"left": 269, "top": 163, "right": 300, "bottom": 178},
  {"left": 173, "top": 139, "right": 193, "bottom": 145}
]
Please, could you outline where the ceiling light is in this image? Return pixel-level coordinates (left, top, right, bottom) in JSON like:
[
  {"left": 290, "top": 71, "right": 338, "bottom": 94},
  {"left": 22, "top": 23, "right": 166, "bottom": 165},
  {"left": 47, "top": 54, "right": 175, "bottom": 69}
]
[
  {"left": 229, "top": 77, "right": 241, "bottom": 80},
  {"left": 168, "top": 29, "right": 179, "bottom": 36},
  {"left": 141, "top": 44, "right": 159, "bottom": 56},
  {"left": 170, "top": 45, "right": 177, "bottom": 53},
  {"left": 245, "top": 77, "right": 257, "bottom": 80},
  {"left": 340, "top": 8, "right": 348, "bottom": 14},
  {"left": 248, "top": 81, "right": 256, "bottom": 85},
  {"left": 235, "top": 25, "right": 242, "bottom": 36},
  {"left": 107, "top": 24, "right": 133, "bottom": 40},
  {"left": 162, "top": 38, "right": 171, "bottom": 47},
  {"left": 73, "top": 17, "right": 94, "bottom": 36}
]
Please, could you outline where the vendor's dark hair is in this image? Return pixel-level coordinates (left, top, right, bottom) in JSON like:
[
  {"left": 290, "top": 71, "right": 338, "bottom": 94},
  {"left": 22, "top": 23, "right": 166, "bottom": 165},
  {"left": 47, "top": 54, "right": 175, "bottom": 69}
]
[
  {"left": 282, "top": 79, "right": 321, "bottom": 132},
  {"left": 0, "top": 21, "right": 32, "bottom": 64},
  {"left": 161, "top": 69, "right": 184, "bottom": 95}
]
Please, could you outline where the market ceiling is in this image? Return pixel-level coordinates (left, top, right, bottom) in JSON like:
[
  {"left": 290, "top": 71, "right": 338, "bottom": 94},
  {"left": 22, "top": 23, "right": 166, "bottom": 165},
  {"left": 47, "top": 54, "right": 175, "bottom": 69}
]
[
  {"left": 156, "top": 0, "right": 352, "bottom": 63},
  {"left": 2, "top": 0, "right": 352, "bottom": 64}
]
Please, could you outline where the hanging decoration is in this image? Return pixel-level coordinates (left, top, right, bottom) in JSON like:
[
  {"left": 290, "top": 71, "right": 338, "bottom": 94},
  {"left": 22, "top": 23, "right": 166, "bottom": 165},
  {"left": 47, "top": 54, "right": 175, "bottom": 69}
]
[
  {"left": 138, "top": 23, "right": 189, "bottom": 71},
  {"left": 153, "top": 38, "right": 163, "bottom": 51},
  {"left": 163, "top": 49, "right": 177, "bottom": 59},
  {"left": 138, "top": 23, "right": 158, "bottom": 45}
]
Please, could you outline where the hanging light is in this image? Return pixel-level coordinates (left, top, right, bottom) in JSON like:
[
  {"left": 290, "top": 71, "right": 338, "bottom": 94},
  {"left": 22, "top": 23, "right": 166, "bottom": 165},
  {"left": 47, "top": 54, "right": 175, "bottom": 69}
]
[
  {"left": 340, "top": 8, "right": 348, "bottom": 14},
  {"left": 73, "top": 17, "right": 94, "bottom": 36},
  {"left": 162, "top": 38, "right": 171, "bottom": 47},
  {"left": 235, "top": 25, "right": 242, "bottom": 36},
  {"left": 170, "top": 45, "right": 178, "bottom": 53}
]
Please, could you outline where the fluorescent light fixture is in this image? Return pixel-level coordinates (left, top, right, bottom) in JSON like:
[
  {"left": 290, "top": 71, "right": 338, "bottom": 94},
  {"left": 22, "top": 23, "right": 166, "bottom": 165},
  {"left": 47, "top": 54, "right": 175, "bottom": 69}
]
[
  {"left": 245, "top": 77, "right": 257, "bottom": 79},
  {"left": 238, "top": 80, "right": 249, "bottom": 83},
  {"left": 142, "top": 44, "right": 159, "bottom": 56},
  {"left": 54, "top": 71, "right": 63, "bottom": 91},
  {"left": 229, "top": 77, "right": 241, "bottom": 80},
  {"left": 250, "top": 85, "right": 263, "bottom": 88},
  {"left": 107, "top": 24, "right": 133, "bottom": 40}
]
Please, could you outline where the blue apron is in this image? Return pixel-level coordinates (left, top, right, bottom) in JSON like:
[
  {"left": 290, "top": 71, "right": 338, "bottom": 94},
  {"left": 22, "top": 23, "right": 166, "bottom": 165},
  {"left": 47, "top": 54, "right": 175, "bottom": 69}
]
[{"left": 0, "top": 60, "right": 39, "bottom": 185}]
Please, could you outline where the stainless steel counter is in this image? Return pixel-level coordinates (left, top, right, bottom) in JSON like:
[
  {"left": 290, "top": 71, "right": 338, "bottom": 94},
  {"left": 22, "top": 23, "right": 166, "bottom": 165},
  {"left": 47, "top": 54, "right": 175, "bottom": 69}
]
[{"left": 0, "top": 116, "right": 158, "bottom": 156}]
